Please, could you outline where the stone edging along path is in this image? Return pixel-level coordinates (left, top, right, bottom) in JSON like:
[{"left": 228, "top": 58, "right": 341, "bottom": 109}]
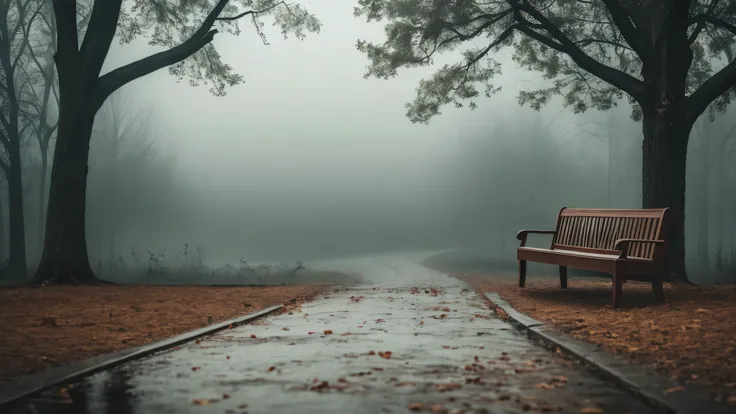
[
  {"left": 483, "top": 292, "right": 733, "bottom": 414},
  {"left": 0, "top": 304, "right": 285, "bottom": 408}
]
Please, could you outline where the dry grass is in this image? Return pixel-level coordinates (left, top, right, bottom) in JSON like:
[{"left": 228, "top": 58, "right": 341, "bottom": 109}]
[
  {"left": 458, "top": 274, "right": 736, "bottom": 405},
  {"left": 0, "top": 284, "right": 329, "bottom": 382}
]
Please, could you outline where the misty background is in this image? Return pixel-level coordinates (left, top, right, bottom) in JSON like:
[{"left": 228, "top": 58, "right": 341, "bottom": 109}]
[{"left": 3, "top": 0, "right": 735, "bottom": 282}]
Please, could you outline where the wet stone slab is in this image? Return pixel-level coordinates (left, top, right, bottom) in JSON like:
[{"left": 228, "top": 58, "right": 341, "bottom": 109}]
[{"left": 7, "top": 259, "right": 660, "bottom": 414}]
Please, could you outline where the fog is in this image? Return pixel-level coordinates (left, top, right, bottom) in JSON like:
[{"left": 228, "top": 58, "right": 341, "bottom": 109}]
[{"left": 6, "top": 0, "right": 736, "bottom": 283}]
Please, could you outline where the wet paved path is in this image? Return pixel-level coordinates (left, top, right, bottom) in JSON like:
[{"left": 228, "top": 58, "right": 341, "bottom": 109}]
[{"left": 11, "top": 255, "right": 657, "bottom": 413}]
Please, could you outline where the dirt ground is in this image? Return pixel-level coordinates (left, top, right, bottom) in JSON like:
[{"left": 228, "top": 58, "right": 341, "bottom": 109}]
[
  {"left": 457, "top": 274, "right": 736, "bottom": 405},
  {"left": 0, "top": 284, "right": 330, "bottom": 382}
]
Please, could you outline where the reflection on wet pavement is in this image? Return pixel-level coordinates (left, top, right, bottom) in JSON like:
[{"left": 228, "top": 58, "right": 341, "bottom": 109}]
[{"left": 6, "top": 256, "right": 658, "bottom": 413}]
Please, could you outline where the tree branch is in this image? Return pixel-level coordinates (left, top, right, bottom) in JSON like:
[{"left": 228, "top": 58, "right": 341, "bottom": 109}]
[
  {"left": 96, "top": 30, "right": 218, "bottom": 108},
  {"left": 216, "top": 0, "right": 286, "bottom": 21},
  {"left": 599, "top": 0, "right": 646, "bottom": 55},
  {"left": 512, "top": 1, "right": 645, "bottom": 101},
  {"left": 79, "top": 0, "right": 123, "bottom": 79},
  {"left": 687, "top": 59, "right": 736, "bottom": 124},
  {"left": 689, "top": 13, "right": 736, "bottom": 37},
  {"left": 689, "top": 1, "right": 727, "bottom": 44},
  {"left": 97, "top": 0, "right": 287, "bottom": 106}
]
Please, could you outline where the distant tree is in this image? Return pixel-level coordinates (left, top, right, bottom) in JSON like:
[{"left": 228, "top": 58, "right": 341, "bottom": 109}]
[
  {"left": 0, "top": 0, "right": 44, "bottom": 279},
  {"left": 355, "top": 0, "right": 736, "bottom": 282},
  {"left": 689, "top": 112, "right": 736, "bottom": 268},
  {"left": 32, "top": 0, "right": 321, "bottom": 284},
  {"left": 86, "top": 91, "right": 174, "bottom": 263}
]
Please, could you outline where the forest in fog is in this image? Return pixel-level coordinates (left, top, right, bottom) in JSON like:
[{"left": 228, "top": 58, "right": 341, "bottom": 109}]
[{"left": 2, "top": 90, "right": 734, "bottom": 283}]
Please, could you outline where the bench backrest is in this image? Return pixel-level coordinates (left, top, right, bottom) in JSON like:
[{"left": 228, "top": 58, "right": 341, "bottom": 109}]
[{"left": 551, "top": 208, "right": 670, "bottom": 260}]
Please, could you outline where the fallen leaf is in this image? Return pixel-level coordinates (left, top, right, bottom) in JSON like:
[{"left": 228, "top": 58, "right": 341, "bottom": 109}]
[
  {"left": 408, "top": 402, "right": 424, "bottom": 411},
  {"left": 191, "top": 366, "right": 201, "bottom": 371},
  {"left": 268, "top": 366, "right": 276, "bottom": 372},
  {"left": 324, "top": 330, "right": 333, "bottom": 335},
  {"left": 192, "top": 398, "right": 216, "bottom": 405},
  {"left": 664, "top": 386, "right": 684, "bottom": 394},
  {"left": 310, "top": 380, "right": 329, "bottom": 392},
  {"left": 434, "top": 382, "right": 462, "bottom": 392},
  {"left": 228, "top": 324, "right": 233, "bottom": 329},
  {"left": 579, "top": 408, "right": 603, "bottom": 414},
  {"left": 250, "top": 334, "right": 257, "bottom": 339}
]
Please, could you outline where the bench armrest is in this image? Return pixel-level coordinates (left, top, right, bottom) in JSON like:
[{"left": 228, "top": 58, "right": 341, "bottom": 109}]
[
  {"left": 517, "top": 230, "right": 556, "bottom": 247},
  {"left": 614, "top": 238, "right": 664, "bottom": 259}
]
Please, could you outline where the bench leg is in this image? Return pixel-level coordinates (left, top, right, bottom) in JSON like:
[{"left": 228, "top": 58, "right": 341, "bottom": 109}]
[
  {"left": 652, "top": 280, "right": 665, "bottom": 303},
  {"left": 612, "top": 274, "right": 623, "bottom": 309},
  {"left": 559, "top": 266, "right": 568, "bottom": 289},
  {"left": 518, "top": 260, "right": 527, "bottom": 287}
]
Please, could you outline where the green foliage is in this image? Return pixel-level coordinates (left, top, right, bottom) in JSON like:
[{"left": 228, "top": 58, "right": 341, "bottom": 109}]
[
  {"left": 355, "top": 0, "right": 736, "bottom": 123},
  {"left": 116, "top": 0, "right": 321, "bottom": 96}
]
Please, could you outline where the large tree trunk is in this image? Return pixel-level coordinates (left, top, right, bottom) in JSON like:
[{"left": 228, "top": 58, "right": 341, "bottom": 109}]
[
  {"left": 642, "top": 110, "right": 691, "bottom": 282},
  {"left": 32, "top": 107, "right": 103, "bottom": 284},
  {"left": 640, "top": 1, "right": 694, "bottom": 283}
]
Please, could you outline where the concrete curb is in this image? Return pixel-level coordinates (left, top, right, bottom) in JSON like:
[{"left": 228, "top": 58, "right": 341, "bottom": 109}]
[
  {"left": 0, "top": 304, "right": 284, "bottom": 407},
  {"left": 483, "top": 292, "right": 733, "bottom": 414}
]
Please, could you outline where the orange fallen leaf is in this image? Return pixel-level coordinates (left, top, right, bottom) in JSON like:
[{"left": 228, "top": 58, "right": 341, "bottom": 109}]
[
  {"left": 378, "top": 351, "right": 392, "bottom": 359},
  {"left": 228, "top": 324, "right": 233, "bottom": 329},
  {"left": 324, "top": 330, "right": 333, "bottom": 335},
  {"left": 268, "top": 366, "right": 276, "bottom": 372},
  {"left": 434, "top": 382, "right": 462, "bottom": 392},
  {"left": 430, "top": 404, "right": 444, "bottom": 413},
  {"left": 664, "top": 386, "right": 684, "bottom": 394}
]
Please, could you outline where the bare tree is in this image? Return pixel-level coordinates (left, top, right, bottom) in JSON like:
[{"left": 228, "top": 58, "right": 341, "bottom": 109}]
[
  {"left": 87, "top": 91, "right": 161, "bottom": 261},
  {"left": 0, "top": 0, "right": 46, "bottom": 279}
]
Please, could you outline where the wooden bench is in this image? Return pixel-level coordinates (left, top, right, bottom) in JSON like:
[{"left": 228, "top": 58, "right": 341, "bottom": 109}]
[{"left": 516, "top": 208, "right": 671, "bottom": 309}]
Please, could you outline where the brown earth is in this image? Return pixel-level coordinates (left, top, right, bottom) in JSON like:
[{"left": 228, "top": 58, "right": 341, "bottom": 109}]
[
  {"left": 457, "top": 274, "right": 736, "bottom": 406},
  {"left": 0, "top": 284, "right": 330, "bottom": 382}
]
